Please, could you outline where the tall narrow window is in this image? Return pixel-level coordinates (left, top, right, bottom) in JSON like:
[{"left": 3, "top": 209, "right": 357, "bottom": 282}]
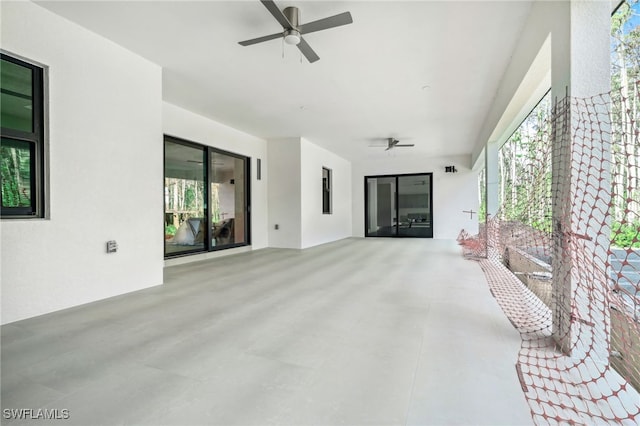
[
  {"left": 322, "top": 167, "right": 332, "bottom": 214},
  {"left": 1, "top": 53, "right": 45, "bottom": 217}
]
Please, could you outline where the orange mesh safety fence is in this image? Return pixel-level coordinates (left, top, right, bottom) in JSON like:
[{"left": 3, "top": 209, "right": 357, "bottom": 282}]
[{"left": 458, "top": 82, "right": 640, "bottom": 424}]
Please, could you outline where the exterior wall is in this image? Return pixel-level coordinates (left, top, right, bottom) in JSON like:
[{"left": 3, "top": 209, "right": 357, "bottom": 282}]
[
  {"left": 267, "top": 138, "right": 302, "bottom": 249},
  {"left": 0, "top": 2, "right": 163, "bottom": 324},
  {"left": 300, "top": 138, "right": 352, "bottom": 248},
  {"left": 504, "top": 246, "right": 553, "bottom": 307},
  {"left": 352, "top": 154, "right": 479, "bottom": 239},
  {"left": 162, "top": 102, "right": 269, "bottom": 253},
  {"left": 267, "top": 137, "right": 352, "bottom": 249}
]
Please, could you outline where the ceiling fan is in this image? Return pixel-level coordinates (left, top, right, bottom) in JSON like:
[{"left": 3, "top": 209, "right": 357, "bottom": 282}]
[
  {"left": 385, "top": 138, "right": 415, "bottom": 151},
  {"left": 238, "top": 0, "right": 353, "bottom": 63}
]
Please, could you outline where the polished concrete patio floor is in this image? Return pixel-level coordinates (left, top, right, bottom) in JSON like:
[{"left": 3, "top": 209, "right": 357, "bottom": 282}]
[{"left": 1, "top": 238, "right": 532, "bottom": 425}]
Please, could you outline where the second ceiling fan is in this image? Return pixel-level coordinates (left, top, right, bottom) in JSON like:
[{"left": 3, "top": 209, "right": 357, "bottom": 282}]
[
  {"left": 385, "top": 138, "right": 415, "bottom": 151},
  {"left": 238, "top": 0, "right": 353, "bottom": 63}
]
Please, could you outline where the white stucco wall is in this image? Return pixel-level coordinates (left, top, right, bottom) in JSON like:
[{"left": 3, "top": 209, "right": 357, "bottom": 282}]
[
  {"left": 352, "top": 155, "right": 479, "bottom": 239},
  {"left": 300, "top": 138, "right": 352, "bottom": 248},
  {"left": 266, "top": 137, "right": 352, "bottom": 249},
  {"left": 471, "top": 0, "right": 569, "bottom": 166},
  {"left": 162, "top": 102, "right": 269, "bottom": 253},
  {"left": 1, "top": 1, "right": 163, "bottom": 324},
  {"left": 267, "top": 138, "right": 302, "bottom": 249}
]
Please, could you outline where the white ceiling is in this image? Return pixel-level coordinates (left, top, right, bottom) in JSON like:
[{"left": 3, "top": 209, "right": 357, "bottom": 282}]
[{"left": 36, "top": 0, "right": 534, "bottom": 162}]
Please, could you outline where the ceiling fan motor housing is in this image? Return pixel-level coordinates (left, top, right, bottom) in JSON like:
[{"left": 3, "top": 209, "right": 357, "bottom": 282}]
[
  {"left": 283, "top": 6, "right": 300, "bottom": 27},
  {"left": 283, "top": 7, "right": 301, "bottom": 45}
]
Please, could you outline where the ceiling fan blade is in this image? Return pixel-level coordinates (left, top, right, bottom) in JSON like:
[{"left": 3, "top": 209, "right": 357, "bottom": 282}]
[
  {"left": 297, "top": 37, "right": 319, "bottom": 63},
  {"left": 298, "top": 11, "right": 353, "bottom": 35},
  {"left": 239, "top": 32, "right": 283, "bottom": 46},
  {"left": 396, "top": 144, "right": 415, "bottom": 147},
  {"left": 260, "top": 0, "right": 292, "bottom": 28}
]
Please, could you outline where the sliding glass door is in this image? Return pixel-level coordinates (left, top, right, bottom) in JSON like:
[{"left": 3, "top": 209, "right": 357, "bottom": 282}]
[
  {"left": 365, "top": 173, "right": 433, "bottom": 238},
  {"left": 164, "top": 136, "right": 250, "bottom": 258}
]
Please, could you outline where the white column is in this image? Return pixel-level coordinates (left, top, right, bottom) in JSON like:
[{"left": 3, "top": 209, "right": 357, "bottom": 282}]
[{"left": 551, "top": 0, "right": 611, "bottom": 362}]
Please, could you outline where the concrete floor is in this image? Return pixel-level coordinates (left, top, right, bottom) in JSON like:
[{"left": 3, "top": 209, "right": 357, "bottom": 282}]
[{"left": 1, "top": 238, "right": 532, "bottom": 425}]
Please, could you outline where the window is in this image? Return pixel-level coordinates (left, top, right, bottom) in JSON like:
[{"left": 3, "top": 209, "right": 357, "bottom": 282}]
[
  {"left": 164, "top": 136, "right": 250, "bottom": 258},
  {"left": 1, "top": 53, "right": 45, "bottom": 217},
  {"left": 322, "top": 167, "right": 332, "bottom": 214},
  {"left": 497, "top": 90, "right": 552, "bottom": 233}
]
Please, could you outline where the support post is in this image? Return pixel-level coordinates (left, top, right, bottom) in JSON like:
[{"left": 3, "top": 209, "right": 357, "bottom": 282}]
[{"left": 551, "top": 0, "right": 611, "bottom": 362}]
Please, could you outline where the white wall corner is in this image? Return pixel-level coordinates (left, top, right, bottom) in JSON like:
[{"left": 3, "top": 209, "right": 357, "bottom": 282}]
[{"left": 267, "top": 138, "right": 302, "bottom": 249}]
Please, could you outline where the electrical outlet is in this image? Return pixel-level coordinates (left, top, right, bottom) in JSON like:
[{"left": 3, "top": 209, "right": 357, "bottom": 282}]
[{"left": 106, "top": 240, "right": 118, "bottom": 253}]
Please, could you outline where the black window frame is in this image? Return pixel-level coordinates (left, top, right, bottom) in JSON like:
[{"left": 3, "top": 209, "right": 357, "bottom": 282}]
[
  {"left": 364, "top": 172, "right": 434, "bottom": 238},
  {"left": 322, "top": 167, "right": 332, "bottom": 215},
  {"left": 1, "top": 52, "right": 46, "bottom": 218}
]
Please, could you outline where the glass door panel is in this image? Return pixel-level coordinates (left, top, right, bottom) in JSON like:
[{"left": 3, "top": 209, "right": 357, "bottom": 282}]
[
  {"left": 210, "top": 151, "right": 247, "bottom": 248},
  {"left": 164, "top": 141, "right": 207, "bottom": 256},
  {"left": 365, "top": 176, "right": 397, "bottom": 236},
  {"left": 397, "top": 175, "right": 432, "bottom": 237}
]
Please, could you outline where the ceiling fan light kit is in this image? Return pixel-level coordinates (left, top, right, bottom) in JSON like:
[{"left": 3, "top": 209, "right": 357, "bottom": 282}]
[
  {"left": 284, "top": 29, "right": 301, "bottom": 45},
  {"left": 239, "top": 0, "right": 353, "bottom": 63}
]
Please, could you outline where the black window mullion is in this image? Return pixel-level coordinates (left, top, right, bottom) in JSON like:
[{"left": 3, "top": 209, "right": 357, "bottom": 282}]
[
  {"left": 395, "top": 176, "right": 399, "bottom": 235},
  {"left": 204, "top": 146, "right": 210, "bottom": 251},
  {"left": 33, "top": 63, "right": 44, "bottom": 215},
  {"left": 0, "top": 128, "right": 38, "bottom": 144},
  {"left": 28, "top": 139, "right": 36, "bottom": 214},
  {"left": 245, "top": 156, "right": 251, "bottom": 245}
]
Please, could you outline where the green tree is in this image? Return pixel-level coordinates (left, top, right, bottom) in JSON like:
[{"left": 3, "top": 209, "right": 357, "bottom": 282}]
[
  {"left": 610, "top": 0, "right": 640, "bottom": 247},
  {"left": 0, "top": 142, "right": 31, "bottom": 208},
  {"left": 498, "top": 92, "right": 552, "bottom": 233}
]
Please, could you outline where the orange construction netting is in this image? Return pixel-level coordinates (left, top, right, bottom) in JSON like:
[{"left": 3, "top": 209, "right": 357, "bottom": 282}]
[{"left": 459, "top": 83, "right": 640, "bottom": 425}]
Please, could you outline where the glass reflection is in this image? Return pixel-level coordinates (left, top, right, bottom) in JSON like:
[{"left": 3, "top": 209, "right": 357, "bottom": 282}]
[
  {"left": 164, "top": 141, "right": 206, "bottom": 255},
  {"left": 210, "top": 152, "right": 246, "bottom": 247},
  {"left": 366, "top": 176, "right": 397, "bottom": 236}
]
